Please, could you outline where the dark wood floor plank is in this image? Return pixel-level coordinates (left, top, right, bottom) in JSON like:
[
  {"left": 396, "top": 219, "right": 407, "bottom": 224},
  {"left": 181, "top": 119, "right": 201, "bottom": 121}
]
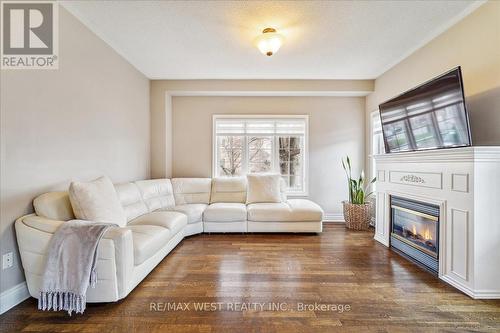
[{"left": 1, "top": 225, "right": 499, "bottom": 332}]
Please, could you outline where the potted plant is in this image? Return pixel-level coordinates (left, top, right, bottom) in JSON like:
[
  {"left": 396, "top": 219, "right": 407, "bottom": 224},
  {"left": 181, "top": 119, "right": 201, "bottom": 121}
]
[{"left": 341, "top": 156, "right": 376, "bottom": 230}]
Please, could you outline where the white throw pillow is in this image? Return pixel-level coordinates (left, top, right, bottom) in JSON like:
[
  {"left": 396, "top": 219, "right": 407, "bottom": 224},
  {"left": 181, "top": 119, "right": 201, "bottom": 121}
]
[
  {"left": 246, "top": 174, "right": 283, "bottom": 204},
  {"left": 69, "top": 176, "right": 126, "bottom": 226}
]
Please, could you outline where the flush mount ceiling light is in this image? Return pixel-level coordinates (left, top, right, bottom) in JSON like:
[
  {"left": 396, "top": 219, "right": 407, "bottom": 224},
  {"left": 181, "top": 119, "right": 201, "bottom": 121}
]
[{"left": 255, "top": 27, "right": 284, "bottom": 56}]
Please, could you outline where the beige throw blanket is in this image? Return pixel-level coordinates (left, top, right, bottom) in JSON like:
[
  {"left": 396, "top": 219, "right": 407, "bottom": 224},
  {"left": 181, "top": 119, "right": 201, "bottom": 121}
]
[{"left": 38, "top": 220, "right": 115, "bottom": 315}]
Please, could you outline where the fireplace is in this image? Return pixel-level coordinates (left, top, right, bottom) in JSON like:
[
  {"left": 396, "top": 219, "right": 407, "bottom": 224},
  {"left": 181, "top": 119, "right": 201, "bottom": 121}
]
[{"left": 390, "top": 196, "right": 439, "bottom": 275}]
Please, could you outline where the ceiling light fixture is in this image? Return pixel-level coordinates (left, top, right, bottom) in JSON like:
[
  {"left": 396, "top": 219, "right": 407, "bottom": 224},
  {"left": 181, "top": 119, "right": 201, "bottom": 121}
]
[{"left": 255, "top": 27, "right": 284, "bottom": 57}]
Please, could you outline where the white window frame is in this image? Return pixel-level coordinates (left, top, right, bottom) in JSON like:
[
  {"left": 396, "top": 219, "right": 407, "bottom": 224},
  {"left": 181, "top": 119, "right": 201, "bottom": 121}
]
[
  {"left": 212, "top": 114, "right": 309, "bottom": 196},
  {"left": 370, "top": 110, "right": 384, "bottom": 191}
]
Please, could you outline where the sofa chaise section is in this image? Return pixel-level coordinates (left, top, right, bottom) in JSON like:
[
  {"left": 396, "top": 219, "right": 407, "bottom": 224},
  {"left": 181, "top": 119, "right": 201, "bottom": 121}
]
[{"left": 247, "top": 199, "right": 323, "bottom": 233}]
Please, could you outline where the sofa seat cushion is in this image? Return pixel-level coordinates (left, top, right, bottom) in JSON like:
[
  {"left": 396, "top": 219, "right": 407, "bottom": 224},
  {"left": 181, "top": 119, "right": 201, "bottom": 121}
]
[
  {"left": 172, "top": 204, "right": 207, "bottom": 224},
  {"left": 203, "top": 203, "right": 247, "bottom": 222},
  {"left": 247, "top": 199, "right": 323, "bottom": 222},
  {"left": 128, "top": 211, "right": 187, "bottom": 236},
  {"left": 128, "top": 225, "right": 171, "bottom": 265}
]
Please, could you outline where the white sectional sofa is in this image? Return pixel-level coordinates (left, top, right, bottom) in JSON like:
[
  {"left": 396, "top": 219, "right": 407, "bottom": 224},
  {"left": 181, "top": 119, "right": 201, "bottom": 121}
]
[{"left": 15, "top": 177, "right": 323, "bottom": 303}]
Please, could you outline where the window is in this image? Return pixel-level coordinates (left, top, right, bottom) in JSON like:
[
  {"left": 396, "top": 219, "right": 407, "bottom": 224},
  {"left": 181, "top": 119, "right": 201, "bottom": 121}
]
[
  {"left": 370, "top": 111, "right": 384, "bottom": 190},
  {"left": 213, "top": 115, "right": 308, "bottom": 195}
]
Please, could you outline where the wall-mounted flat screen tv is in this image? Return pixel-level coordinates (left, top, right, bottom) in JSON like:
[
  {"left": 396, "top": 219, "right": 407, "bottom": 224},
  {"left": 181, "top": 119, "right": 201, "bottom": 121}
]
[{"left": 379, "top": 67, "right": 472, "bottom": 153}]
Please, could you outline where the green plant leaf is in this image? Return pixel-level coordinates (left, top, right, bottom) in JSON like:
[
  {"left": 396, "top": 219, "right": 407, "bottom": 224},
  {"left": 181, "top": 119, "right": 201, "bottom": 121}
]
[
  {"left": 355, "top": 190, "right": 364, "bottom": 204},
  {"left": 342, "top": 155, "right": 373, "bottom": 204}
]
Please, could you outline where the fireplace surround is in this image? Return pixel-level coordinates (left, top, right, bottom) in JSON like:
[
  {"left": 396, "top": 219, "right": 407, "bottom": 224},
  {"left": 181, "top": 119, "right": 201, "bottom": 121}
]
[
  {"left": 373, "top": 146, "right": 500, "bottom": 299},
  {"left": 390, "top": 196, "right": 439, "bottom": 275}
]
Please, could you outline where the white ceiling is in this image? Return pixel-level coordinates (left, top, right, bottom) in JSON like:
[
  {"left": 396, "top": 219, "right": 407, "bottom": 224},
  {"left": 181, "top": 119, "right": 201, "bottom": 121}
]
[{"left": 61, "top": 0, "right": 483, "bottom": 80}]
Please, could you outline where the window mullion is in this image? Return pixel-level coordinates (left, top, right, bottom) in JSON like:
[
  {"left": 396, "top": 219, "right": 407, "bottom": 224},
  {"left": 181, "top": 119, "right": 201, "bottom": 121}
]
[
  {"left": 215, "top": 136, "right": 218, "bottom": 178},
  {"left": 273, "top": 135, "right": 278, "bottom": 173},
  {"left": 243, "top": 134, "right": 248, "bottom": 175},
  {"left": 245, "top": 120, "right": 249, "bottom": 174},
  {"left": 301, "top": 136, "right": 304, "bottom": 192},
  {"left": 288, "top": 137, "right": 291, "bottom": 185},
  {"left": 274, "top": 122, "right": 278, "bottom": 173}
]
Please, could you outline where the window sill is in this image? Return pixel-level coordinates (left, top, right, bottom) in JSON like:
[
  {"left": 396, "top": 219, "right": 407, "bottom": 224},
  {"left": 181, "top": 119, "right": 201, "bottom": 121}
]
[{"left": 286, "top": 192, "right": 309, "bottom": 198}]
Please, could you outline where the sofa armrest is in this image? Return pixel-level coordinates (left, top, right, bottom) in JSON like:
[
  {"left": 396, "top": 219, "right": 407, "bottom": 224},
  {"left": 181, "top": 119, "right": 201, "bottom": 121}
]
[
  {"left": 21, "top": 214, "right": 65, "bottom": 234},
  {"left": 15, "top": 214, "right": 134, "bottom": 301},
  {"left": 99, "top": 227, "right": 134, "bottom": 298}
]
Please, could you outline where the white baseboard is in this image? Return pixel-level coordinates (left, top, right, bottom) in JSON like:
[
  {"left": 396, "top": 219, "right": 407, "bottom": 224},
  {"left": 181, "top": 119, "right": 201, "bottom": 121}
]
[
  {"left": 0, "top": 281, "right": 30, "bottom": 314},
  {"left": 374, "top": 233, "right": 389, "bottom": 247},
  {"left": 470, "top": 290, "right": 500, "bottom": 299},
  {"left": 440, "top": 275, "right": 500, "bottom": 299},
  {"left": 323, "top": 213, "right": 344, "bottom": 223}
]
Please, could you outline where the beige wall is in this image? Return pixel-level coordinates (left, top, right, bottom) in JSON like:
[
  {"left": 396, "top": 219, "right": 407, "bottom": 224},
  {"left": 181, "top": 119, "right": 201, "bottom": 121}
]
[
  {"left": 0, "top": 7, "right": 150, "bottom": 293},
  {"left": 150, "top": 79, "right": 373, "bottom": 179},
  {"left": 365, "top": 1, "right": 500, "bottom": 177},
  {"left": 171, "top": 96, "right": 365, "bottom": 217}
]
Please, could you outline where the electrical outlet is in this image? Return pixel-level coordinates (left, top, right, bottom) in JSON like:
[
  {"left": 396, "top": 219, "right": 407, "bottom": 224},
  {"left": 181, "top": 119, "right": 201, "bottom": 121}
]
[{"left": 2, "top": 252, "right": 13, "bottom": 269}]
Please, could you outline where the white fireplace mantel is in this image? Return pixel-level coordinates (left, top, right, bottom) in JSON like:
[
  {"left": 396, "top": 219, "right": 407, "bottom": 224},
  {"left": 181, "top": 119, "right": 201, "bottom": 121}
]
[{"left": 374, "top": 146, "right": 500, "bottom": 299}]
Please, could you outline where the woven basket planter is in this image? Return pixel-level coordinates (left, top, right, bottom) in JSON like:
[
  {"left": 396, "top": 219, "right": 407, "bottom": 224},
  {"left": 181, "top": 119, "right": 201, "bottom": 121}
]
[{"left": 342, "top": 201, "right": 372, "bottom": 231}]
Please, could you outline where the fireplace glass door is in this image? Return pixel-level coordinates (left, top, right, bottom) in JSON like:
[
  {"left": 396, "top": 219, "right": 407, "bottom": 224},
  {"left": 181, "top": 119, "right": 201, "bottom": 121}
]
[
  {"left": 391, "top": 207, "right": 438, "bottom": 257},
  {"left": 391, "top": 197, "right": 439, "bottom": 259}
]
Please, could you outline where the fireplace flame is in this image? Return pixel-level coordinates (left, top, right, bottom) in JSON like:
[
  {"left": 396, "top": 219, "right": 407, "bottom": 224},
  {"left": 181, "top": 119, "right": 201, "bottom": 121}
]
[
  {"left": 424, "top": 228, "right": 432, "bottom": 241},
  {"left": 410, "top": 224, "right": 433, "bottom": 241}
]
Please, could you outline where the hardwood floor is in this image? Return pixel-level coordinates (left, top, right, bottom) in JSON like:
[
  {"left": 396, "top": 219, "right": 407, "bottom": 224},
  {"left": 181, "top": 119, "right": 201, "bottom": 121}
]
[{"left": 1, "top": 224, "right": 499, "bottom": 332}]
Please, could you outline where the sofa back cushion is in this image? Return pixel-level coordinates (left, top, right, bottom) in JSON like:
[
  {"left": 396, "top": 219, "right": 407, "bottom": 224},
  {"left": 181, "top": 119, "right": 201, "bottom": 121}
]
[
  {"left": 210, "top": 177, "right": 247, "bottom": 203},
  {"left": 69, "top": 176, "right": 127, "bottom": 226},
  {"left": 135, "top": 179, "right": 175, "bottom": 212},
  {"left": 33, "top": 191, "right": 75, "bottom": 221},
  {"left": 246, "top": 174, "right": 284, "bottom": 204},
  {"left": 279, "top": 178, "right": 288, "bottom": 202},
  {"left": 172, "top": 178, "right": 212, "bottom": 205},
  {"left": 115, "top": 183, "right": 148, "bottom": 222}
]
